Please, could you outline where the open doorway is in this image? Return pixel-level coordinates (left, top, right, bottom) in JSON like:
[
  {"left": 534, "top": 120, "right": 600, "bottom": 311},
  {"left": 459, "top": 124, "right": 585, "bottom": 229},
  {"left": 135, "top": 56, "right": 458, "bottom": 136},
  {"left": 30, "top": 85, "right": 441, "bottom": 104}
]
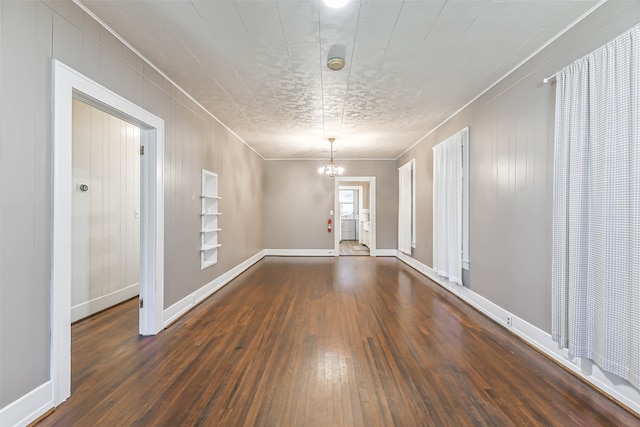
[
  {"left": 334, "top": 177, "right": 376, "bottom": 256},
  {"left": 53, "top": 60, "right": 164, "bottom": 406},
  {"left": 71, "top": 99, "right": 141, "bottom": 323},
  {"left": 338, "top": 187, "right": 369, "bottom": 256}
]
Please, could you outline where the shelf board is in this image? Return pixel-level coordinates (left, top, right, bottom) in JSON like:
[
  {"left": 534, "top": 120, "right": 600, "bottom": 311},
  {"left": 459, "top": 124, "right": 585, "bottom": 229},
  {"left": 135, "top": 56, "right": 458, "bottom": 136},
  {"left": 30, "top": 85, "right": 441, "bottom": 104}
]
[
  {"left": 200, "top": 195, "right": 222, "bottom": 199},
  {"left": 201, "top": 228, "right": 222, "bottom": 233},
  {"left": 201, "top": 259, "right": 217, "bottom": 269},
  {"left": 201, "top": 244, "right": 222, "bottom": 251},
  {"left": 201, "top": 212, "right": 222, "bottom": 216}
]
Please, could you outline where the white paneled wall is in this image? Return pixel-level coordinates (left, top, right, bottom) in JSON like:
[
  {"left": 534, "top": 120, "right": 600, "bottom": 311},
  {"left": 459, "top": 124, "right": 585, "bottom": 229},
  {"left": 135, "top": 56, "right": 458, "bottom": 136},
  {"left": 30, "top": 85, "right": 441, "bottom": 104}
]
[{"left": 71, "top": 99, "right": 140, "bottom": 321}]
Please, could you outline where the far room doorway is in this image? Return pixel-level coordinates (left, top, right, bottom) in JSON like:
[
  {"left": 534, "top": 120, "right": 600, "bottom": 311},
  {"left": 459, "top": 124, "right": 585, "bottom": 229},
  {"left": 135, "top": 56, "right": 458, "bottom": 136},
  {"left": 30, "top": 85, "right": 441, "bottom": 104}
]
[
  {"left": 338, "top": 187, "right": 369, "bottom": 256},
  {"left": 334, "top": 177, "right": 376, "bottom": 256}
]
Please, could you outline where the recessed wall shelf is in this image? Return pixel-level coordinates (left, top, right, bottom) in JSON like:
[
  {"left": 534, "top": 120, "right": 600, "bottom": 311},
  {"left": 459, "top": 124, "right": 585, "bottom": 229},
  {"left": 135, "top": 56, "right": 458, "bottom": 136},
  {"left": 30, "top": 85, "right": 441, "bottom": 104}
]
[
  {"left": 200, "top": 169, "right": 221, "bottom": 269},
  {"left": 200, "top": 244, "right": 222, "bottom": 251}
]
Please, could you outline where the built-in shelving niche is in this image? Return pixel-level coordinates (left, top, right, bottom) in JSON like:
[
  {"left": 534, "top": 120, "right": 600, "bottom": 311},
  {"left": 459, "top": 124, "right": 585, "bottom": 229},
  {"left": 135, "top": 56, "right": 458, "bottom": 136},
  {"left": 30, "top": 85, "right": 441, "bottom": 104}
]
[{"left": 200, "top": 169, "right": 221, "bottom": 269}]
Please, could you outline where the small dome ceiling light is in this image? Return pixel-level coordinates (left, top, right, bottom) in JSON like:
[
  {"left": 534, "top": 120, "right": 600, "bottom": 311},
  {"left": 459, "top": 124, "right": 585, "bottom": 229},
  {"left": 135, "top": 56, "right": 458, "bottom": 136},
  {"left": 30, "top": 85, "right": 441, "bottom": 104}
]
[
  {"left": 323, "top": 0, "right": 350, "bottom": 8},
  {"left": 327, "top": 57, "right": 345, "bottom": 71}
]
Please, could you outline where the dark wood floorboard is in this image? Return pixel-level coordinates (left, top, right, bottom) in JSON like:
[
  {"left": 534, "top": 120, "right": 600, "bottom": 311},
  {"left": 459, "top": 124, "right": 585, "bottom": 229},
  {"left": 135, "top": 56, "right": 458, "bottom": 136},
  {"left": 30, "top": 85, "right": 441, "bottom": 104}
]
[{"left": 36, "top": 257, "right": 640, "bottom": 426}]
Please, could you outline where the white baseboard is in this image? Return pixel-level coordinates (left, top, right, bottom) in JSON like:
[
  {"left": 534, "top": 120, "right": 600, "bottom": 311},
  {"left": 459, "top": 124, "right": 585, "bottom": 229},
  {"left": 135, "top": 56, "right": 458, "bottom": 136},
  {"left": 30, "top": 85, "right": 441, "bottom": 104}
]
[
  {"left": 395, "top": 251, "right": 640, "bottom": 416},
  {"left": 71, "top": 283, "right": 140, "bottom": 322},
  {"left": 374, "top": 249, "right": 397, "bottom": 256},
  {"left": 163, "top": 250, "right": 265, "bottom": 327},
  {"left": 0, "top": 381, "right": 52, "bottom": 427},
  {"left": 265, "top": 248, "right": 335, "bottom": 256},
  {"left": 265, "top": 248, "right": 397, "bottom": 257}
]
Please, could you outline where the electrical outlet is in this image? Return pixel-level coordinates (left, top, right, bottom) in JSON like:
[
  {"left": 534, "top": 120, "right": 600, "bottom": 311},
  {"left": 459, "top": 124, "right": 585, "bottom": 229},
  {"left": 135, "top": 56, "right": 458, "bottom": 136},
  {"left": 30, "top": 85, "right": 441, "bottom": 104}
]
[{"left": 506, "top": 315, "right": 513, "bottom": 327}]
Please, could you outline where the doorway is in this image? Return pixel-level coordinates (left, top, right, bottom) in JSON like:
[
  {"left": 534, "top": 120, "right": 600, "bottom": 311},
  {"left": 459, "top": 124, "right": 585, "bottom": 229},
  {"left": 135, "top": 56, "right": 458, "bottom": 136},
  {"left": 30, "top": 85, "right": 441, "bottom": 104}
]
[
  {"left": 53, "top": 60, "right": 165, "bottom": 405},
  {"left": 338, "top": 187, "right": 369, "bottom": 256},
  {"left": 71, "top": 99, "right": 141, "bottom": 322},
  {"left": 334, "top": 177, "right": 376, "bottom": 256}
]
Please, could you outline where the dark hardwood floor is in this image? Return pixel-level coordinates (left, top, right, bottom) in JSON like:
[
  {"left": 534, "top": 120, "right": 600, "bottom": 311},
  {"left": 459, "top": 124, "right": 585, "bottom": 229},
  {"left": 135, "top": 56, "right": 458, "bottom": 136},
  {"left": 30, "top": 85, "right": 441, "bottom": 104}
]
[{"left": 36, "top": 257, "right": 639, "bottom": 426}]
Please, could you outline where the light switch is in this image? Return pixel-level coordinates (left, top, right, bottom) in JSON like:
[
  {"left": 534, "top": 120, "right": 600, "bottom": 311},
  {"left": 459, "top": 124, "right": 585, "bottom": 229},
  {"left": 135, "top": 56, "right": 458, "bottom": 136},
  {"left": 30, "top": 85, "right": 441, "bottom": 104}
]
[
  {"left": 134, "top": 210, "right": 140, "bottom": 219},
  {"left": 330, "top": 210, "right": 334, "bottom": 216}
]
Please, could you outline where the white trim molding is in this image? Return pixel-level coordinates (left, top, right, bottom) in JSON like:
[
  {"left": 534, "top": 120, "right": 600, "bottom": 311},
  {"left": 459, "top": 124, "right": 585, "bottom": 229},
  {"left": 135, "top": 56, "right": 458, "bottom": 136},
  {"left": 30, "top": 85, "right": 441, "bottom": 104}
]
[
  {"left": 71, "top": 283, "right": 140, "bottom": 323},
  {"left": 0, "top": 382, "right": 52, "bottom": 427},
  {"left": 53, "top": 59, "right": 165, "bottom": 406},
  {"left": 265, "top": 249, "right": 336, "bottom": 257},
  {"left": 395, "top": 251, "right": 640, "bottom": 416},
  {"left": 163, "top": 251, "right": 265, "bottom": 327},
  {"left": 375, "top": 249, "right": 397, "bottom": 257}
]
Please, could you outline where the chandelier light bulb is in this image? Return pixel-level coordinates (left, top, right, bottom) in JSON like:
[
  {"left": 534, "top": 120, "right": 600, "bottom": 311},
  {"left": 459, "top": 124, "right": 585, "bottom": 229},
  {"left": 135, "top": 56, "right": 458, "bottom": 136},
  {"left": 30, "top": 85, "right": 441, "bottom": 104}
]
[{"left": 318, "top": 138, "right": 344, "bottom": 178}]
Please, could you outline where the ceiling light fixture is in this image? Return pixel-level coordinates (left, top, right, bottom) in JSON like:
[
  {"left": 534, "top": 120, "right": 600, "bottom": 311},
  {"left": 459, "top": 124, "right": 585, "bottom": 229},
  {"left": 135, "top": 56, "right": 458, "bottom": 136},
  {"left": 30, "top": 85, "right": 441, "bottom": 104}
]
[
  {"left": 323, "top": 0, "right": 350, "bottom": 8},
  {"left": 327, "top": 57, "right": 345, "bottom": 71},
  {"left": 318, "top": 138, "right": 344, "bottom": 178}
]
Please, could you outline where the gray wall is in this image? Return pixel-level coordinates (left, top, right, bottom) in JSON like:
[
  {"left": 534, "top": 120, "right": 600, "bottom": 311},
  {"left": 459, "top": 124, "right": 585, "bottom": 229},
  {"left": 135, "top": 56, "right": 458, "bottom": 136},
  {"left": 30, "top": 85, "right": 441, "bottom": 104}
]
[
  {"left": 0, "top": 0, "right": 263, "bottom": 407},
  {"left": 398, "top": 0, "right": 640, "bottom": 333},
  {"left": 264, "top": 160, "right": 397, "bottom": 250}
]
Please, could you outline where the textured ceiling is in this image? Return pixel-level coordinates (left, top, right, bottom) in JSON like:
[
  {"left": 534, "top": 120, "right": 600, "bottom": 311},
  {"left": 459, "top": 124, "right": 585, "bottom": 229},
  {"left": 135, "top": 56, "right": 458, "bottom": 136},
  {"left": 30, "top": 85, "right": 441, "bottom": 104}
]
[{"left": 78, "top": 0, "right": 599, "bottom": 159}]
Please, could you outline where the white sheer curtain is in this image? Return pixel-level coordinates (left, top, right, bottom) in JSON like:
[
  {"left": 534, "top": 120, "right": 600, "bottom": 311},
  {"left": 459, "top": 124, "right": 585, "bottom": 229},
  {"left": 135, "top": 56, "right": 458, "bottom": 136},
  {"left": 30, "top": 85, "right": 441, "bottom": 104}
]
[
  {"left": 552, "top": 24, "right": 640, "bottom": 388},
  {"left": 433, "top": 133, "right": 462, "bottom": 285},
  {"left": 398, "top": 160, "right": 414, "bottom": 254}
]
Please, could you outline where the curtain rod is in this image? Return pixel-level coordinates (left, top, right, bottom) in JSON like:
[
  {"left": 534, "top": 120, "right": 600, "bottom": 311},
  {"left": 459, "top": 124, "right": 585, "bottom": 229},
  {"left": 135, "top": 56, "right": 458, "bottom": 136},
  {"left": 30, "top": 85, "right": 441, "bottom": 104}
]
[{"left": 543, "top": 73, "right": 557, "bottom": 84}]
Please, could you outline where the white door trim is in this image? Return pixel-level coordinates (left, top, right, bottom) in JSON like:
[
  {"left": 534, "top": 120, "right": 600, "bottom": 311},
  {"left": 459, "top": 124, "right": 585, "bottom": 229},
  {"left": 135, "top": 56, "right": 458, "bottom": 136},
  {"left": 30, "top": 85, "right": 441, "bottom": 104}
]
[
  {"left": 334, "top": 177, "right": 376, "bottom": 256},
  {"left": 52, "top": 60, "right": 165, "bottom": 405}
]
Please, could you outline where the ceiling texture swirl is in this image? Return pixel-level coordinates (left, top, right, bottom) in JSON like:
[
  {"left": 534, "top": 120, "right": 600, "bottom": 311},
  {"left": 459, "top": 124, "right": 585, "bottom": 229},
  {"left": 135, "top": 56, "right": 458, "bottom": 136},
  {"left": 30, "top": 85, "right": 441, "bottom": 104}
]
[{"left": 78, "top": 0, "right": 600, "bottom": 159}]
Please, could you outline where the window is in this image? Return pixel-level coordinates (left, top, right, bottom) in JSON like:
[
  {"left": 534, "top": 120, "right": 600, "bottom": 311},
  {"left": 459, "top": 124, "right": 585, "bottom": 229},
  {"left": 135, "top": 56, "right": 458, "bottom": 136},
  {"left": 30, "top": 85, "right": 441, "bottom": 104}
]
[{"left": 339, "top": 190, "right": 354, "bottom": 217}]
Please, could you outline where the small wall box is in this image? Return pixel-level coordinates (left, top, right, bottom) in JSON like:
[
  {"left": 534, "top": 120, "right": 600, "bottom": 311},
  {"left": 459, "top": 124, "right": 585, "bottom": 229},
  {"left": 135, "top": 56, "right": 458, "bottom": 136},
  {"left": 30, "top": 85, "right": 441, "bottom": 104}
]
[{"left": 200, "top": 169, "right": 221, "bottom": 269}]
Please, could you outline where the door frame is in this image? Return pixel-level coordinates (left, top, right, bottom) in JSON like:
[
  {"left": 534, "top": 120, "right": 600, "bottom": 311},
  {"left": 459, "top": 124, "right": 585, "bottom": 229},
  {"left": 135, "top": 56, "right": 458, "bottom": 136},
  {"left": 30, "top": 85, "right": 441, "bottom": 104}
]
[
  {"left": 52, "top": 60, "right": 165, "bottom": 405},
  {"left": 334, "top": 176, "right": 376, "bottom": 256}
]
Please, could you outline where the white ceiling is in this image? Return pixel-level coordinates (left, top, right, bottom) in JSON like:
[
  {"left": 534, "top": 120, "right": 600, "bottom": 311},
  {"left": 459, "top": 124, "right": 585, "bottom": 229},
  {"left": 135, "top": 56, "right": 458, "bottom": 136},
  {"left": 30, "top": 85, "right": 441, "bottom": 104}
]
[{"left": 78, "top": 0, "right": 599, "bottom": 159}]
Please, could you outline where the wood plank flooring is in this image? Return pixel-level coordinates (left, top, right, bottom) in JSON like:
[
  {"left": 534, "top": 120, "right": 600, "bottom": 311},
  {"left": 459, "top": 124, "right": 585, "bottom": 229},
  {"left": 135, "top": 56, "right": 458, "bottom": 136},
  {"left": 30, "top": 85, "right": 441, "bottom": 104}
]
[
  {"left": 36, "top": 257, "right": 639, "bottom": 426},
  {"left": 339, "top": 240, "right": 370, "bottom": 256}
]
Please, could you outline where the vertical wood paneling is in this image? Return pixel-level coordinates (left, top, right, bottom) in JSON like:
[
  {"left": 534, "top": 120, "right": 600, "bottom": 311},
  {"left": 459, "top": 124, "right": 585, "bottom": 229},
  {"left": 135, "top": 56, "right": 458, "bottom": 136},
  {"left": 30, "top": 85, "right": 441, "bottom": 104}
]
[
  {"left": 0, "top": 0, "right": 40, "bottom": 404},
  {"left": 72, "top": 101, "right": 91, "bottom": 306},
  {"left": 81, "top": 21, "right": 101, "bottom": 83},
  {"left": 72, "top": 99, "right": 140, "bottom": 316},
  {"left": 2, "top": 0, "right": 264, "bottom": 409},
  {"left": 119, "top": 120, "right": 126, "bottom": 294},
  {"left": 33, "top": 1, "right": 54, "bottom": 382},
  {"left": 125, "top": 123, "right": 139, "bottom": 290},
  {"left": 0, "top": 0, "right": 4, "bottom": 402},
  {"left": 107, "top": 113, "right": 120, "bottom": 295},
  {"left": 89, "top": 104, "right": 104, "bottom": 300}
]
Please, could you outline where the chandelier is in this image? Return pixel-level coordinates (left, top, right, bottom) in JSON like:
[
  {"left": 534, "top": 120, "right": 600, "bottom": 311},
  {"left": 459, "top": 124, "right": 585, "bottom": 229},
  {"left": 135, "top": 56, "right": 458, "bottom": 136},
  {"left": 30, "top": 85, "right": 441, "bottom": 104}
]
[{"left": 318, "top": 137, "right": 344, "bottom": 178}]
